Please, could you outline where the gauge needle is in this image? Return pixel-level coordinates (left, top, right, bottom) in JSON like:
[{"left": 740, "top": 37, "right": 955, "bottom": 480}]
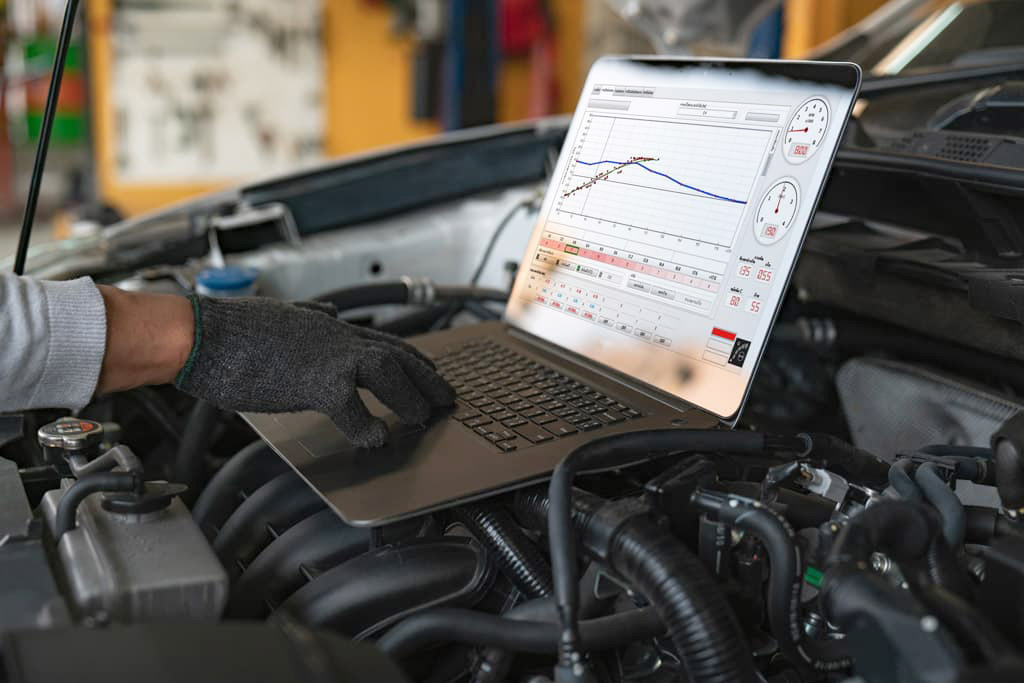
[
  {"left": 775, "top": 188, "right": 785, "bottom": 213},
  {"left": 788, "top": 127, "right": 808, "bottom": 133}
]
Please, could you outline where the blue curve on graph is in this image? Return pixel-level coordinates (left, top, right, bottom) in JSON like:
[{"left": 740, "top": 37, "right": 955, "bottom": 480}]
[{"left": 574, "top": 159, "right": 747, "bottom": 204}]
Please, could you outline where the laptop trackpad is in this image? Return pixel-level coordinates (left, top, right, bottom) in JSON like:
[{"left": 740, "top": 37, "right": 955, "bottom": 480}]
[{"left": 292, "top": 389, "right": 434, "bottom": 457}]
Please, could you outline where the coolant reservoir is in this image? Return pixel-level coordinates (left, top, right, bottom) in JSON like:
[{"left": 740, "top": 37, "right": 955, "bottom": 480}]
[{"left": 41, "top": 482, "right": 227, "bottom": 622}]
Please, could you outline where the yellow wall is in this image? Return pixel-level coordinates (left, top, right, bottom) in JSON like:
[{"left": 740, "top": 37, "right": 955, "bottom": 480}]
[
  {"left": 89, "top": 0, "right": 585, "bottom": 216},
  {"left": 86, "top": 0, "right": 223, "bottom": 216},
  {"left": 782, "top": 0, "right": 889, "bottom": 57}
]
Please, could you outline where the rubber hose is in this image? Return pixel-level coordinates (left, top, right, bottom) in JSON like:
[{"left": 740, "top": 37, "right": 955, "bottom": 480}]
[
  {"left": 723, "top": 481, "right": 835, "bottom": 529},
  {"left": 827, "top": 500, "right": 973, "bottom": 599},
  {"left": 54, "top": 472, "right": 140, "bottom": 539},
  {"left": 276, "top": 538, "right": 495, "bottom": 638},
  {"left": 803, "top": 433, "right": 889, "bottom": 488},
  {"left": 175, "top": 400, "right": 223, "bottom": 506},
  {"left": 227, "top": 509, "right": 365, "bottom": 619},
  {"left": 607, "top": 516, "right": 759, "bottom": 683},
  {"left": 192, "top": 441, "right": 290, "bottom": 539},
  {"left": 377, "top": 305, "right": 454, "bottom": 337},
  {"left": 453, "top": 506, "right": 553, "bottom": 599},
  {"left": 213, "top": 472, "right": 326, "bottom": 578},
  {"left": 547, "top": 429, "right": 803, "bottom": 680},
  {"left": 229, "top": 513, "right": 426, "bottom": 619},
  {"left": 315, "top": 282, "right": 410, "bottom": 311},
  {"left": 314, "top": 282, "right": 508, "bottom": 311},
  {"left": 514, "top": 485, "right": 759, "bottom": 682},
  {"left": 819, "top": 566, "right": 963, "bottom": 677},
  {"left": 964, "top": 506, "right": 1024, "bottom": 544},
  {"left": 435, "top": 286, "right": 508, "bottom": 303},
  {"left": 915, "top": 462, "right": 966, "bottom": 549},
  {"left": 888, "top": 459, "right": 922, "bottom": 502},
  {"left": 125, "top": 387, "right": 184, "bottom": 446},
  {"left": 378, "top": 606, "right": 663, "bottom": 659},
  {"left": 471, "top": 564, "right": 611, "bottom": 683},
  {"left": 913, "top": 584, "right": 1013, "bottom": 663},
  {"left": 919, "top": 445, "right": 993, "bottom": 460},
  {"left": 691, "top": 490, "right": 850, "bottom": 672}
]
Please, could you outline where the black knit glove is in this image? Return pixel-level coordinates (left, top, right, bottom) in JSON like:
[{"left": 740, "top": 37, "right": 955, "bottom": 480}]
[{"left": 175, "top": 296, "right": 454, "bottom": 448}]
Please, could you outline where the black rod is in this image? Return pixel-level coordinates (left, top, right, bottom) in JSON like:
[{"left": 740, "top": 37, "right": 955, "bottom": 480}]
[{"left": 13, "top": 0, "right": 81, "bottom": 275}]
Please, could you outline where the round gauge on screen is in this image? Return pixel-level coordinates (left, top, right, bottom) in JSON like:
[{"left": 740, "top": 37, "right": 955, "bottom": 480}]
[
  {"left": 753, "top": 179, "right": 799, "bottom": 245},
  {"left": 783, "top": 97, "right": 829, "bottom": 164}
]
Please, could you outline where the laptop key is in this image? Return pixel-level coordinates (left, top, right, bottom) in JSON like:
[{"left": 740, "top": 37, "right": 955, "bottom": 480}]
[
  {"left": 454, "top": 408, "right": 481, "bottom": 421},
  {"left": 579, "top": 421, "right": 603, "bottom": 431},
  {"left": 496, "top": 429, "right": 518, "bottom": 441},
  {"left": 502, "top": 417, "right": 528, "bottom": 428},
  {"left": 485, "top": 432, "right": 504, "bottom": 442},
  {"left": 464, "top": 416, "right": 493, "bottom": 428},
  {"left": 552, "top": 407, "right": 577, "bottom": 418},
  {"left": 622, "top": 408, "right": 642, "bottom": 419},
  {"left": 513, "top": 425, "right": 555, "bottom": 443},
  {"left": 475, "top": 426, "right": 493, "bottom": 436},
  {"left": 522, "top": 407, "right": 546, "bottom": 418},
  {"left": 490, "top": 411, "right": 516, "bottom": 422},
  {"left": 544, "top": 421, "right": 578, "bottom": 437},
  {"left": 532, "top": 413, "right": 557, "bottom": 425},
  {"left": 595, "top": 412, "right": 624, "bottom": 424},
  {"left": 496, "top": 440, "right": 519, "bottom": 452}
]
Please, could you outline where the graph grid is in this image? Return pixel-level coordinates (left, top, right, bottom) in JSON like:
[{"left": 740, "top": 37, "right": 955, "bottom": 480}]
[{"left": 557, "top": 114, "right": 772, "bottom": 248}]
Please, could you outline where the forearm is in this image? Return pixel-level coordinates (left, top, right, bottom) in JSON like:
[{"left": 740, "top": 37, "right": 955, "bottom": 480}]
[
  {"left": 0, "top": 274, "right": 107, "bottom": 412},
  {"left": 96, "top": 285, "right": 195, "bottom": 394}
]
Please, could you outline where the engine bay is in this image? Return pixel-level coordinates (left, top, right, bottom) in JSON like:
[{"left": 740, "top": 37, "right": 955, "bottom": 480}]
[{"left": 4, "top": 241, "right": 1024, "bottom": 682}]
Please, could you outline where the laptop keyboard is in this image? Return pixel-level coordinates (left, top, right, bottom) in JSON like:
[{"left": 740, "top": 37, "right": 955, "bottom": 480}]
[{"left": 435, "top": 339, "right": 643, "bottom": 453}]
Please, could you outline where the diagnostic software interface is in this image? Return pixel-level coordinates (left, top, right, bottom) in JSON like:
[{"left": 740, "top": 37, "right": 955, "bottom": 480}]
[{"left": 506, "top": 58, "right": 860, "bottom": 419}]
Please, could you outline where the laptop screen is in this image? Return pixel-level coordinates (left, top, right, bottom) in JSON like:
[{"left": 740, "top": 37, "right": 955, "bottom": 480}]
[{"left": 505, "top": 57, "right": 860, "bottom": 421}]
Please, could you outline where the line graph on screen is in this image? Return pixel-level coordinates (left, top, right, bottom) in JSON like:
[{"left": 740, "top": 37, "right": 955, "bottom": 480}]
[{"left": 556, "top": 113, "right": 772, "bottom": 248}]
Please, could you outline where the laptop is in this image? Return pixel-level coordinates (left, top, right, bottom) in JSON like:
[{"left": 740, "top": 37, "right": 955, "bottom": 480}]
[{"left": 245, "top": 57, "right": 862, "bottom": 526}]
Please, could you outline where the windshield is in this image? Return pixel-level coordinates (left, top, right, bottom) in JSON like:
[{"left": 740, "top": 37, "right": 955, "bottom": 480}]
[{"left": 873, "top": 0, "right": 1024, "bottom": 74}]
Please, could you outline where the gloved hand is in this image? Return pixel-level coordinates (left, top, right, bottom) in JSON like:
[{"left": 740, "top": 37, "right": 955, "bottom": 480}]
[{"left": 175, "top": 295, "right": 455, "bottom": 448}]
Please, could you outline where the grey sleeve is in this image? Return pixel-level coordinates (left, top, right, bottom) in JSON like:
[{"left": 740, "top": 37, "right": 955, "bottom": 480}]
[{"left": 0, "top": 274, "right": 107, "bottom": 412}]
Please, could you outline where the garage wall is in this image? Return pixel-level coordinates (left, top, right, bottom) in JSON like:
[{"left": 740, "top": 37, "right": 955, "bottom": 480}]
[{"left": 88, "top": 0, "right": 585, "bottom": 216}]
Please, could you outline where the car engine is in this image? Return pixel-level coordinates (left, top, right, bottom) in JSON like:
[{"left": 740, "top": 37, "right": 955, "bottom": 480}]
[{"left": 3, "top": 260, "right": 1024, "bottom": 683}]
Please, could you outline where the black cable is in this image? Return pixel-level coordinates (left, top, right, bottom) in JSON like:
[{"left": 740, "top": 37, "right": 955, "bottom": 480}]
[
  {"left": 54, "top": 471, "right": 140, "bottom": 539},
  {"left": 546, "top": 429, "right": 805, "bottom": 681},
  {"left": 13, "top": 0, "right": 80, "bottom": 274},
  {"left": 377, "top": 606, "right": 663, "bottom": 660},
  {"left": 470, "top": 200, "right": 536, "bottom": 286}
]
